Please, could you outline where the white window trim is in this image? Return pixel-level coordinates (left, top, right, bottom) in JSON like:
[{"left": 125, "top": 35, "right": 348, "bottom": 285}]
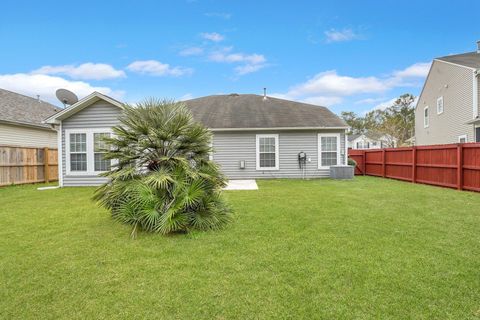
[
  {"left": 424, "top": 106, "right": 429, "bottom": 128},
  {"left": 458, "top": 134, "right": 467, "bottom": 143},
  {"left": 437, "top": 96, "right": 444, "bottom": 115},
  {"left": 318, "top": 133, "right": 341, "bottom": 169},
  {"left": 65, "top": 128, "right": 113, "bottom": 176},
  {"left": 256, "top": 134, "right": 279, "bottom": 171}
]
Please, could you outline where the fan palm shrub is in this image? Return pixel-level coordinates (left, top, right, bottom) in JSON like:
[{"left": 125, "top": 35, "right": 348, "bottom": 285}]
[{"left": 93, "top": 98, "right": 232, "bottom": 237}]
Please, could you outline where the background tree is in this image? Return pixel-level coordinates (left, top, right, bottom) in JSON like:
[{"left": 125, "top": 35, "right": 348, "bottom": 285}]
[
  {"left": 340, "top": 93, "right": 416, "bottom": 146},
  {"left": 340, "top": 111, "right": 365, "bottom": 135},
  {"left": 380, "top": 94, "right": 415, "bottom": 146},
  {"left": 93, "top": 99, "right": 232, "bottom": 238}
]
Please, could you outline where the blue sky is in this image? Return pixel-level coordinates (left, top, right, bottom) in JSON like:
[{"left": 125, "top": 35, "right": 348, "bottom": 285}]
[{"left": 0, "top": 0, "right": 479, "bottom": 114}]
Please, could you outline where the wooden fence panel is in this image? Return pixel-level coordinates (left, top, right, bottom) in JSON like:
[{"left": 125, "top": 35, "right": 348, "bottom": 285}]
[
  {"left": 349, "top": 143, "right": 480, "bottom": 193},
  {"left": 348, "top": 150, "right": 364, "bottom": 175},
  {"left": 0, "top": 145, "right": 58, "bottom": 187},
  {"left": 365, "top": 150, "right": 383, "bottom": 177}
]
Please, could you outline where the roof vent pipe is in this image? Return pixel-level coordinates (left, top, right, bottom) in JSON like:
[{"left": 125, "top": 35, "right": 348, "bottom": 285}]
[
  {"left": 263, "top": 87, "right": 267, "bottom": 100},
  {"left": 477, "top": 40, "right": 480, "bottom": 53}
]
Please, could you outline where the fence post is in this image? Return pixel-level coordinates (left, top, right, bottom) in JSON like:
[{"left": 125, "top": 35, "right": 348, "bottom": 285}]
[
  {"left": 382, "top": 149, "right": 386, "bottom": 178},
  {"left": 362, "top": 151, "right": 366, "bottom": 176},
  {"left": 44, "top": 147, "right": 50, "bottom": 183},
  {"left": 412, "top": 147, "right": 417, "bottom": 183},
  {"left": 457, "top": 144, "right": 463, "bottom": 190}
]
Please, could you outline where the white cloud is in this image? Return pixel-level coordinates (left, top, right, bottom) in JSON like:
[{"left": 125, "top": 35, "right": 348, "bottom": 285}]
[
  {"left": 288, "top": 70, "right": 388, "bottom": 97},
  {"left": 209, "top": 47, "right": 267, "bottom": 75},
  {"left": 234, "top": 64, "right": 266, "bottom": 75},
  {"left": 204, "top": 12, "right": 231, "bottom": 19},
  {"left": 32, "top": 63, "right": 126, "bottom": 80},
  {"left": 178, "top": 93, "right": 194, "bottom": 101},
  {"left": 302, "top": 96, "right": 343, "bottom": 106},
  {"left": 354, "top": 97, "right": 386, "bottom": 105},
  {"left": 365, "top": 96, "right": 419, "bottom": 113},
  {"left": 371, "top": 98, "right": 397, "bottom": 111},
  {"left": 0, "top": 73, "right": 124, "bottom": 105},
  {"left": 200, "top": 32, "right": 225, "bottom": 42},
  {"left": 270, "top": 92, "right": 343, "bottom": 106},
  {"left": 324, "top": 28, "right": 362, "bottom": 43},
  {"left": 393, "top": 62, "right": 430, "bottom": 78},
  {"left": 274, "top": 62, "right": 429, "bottom": 108},
  {"left": 126, "top": 60, "right": 193, "bottom": 77},
  {"left": 179, "top": 46, "right": 204, "bottom": 56}
]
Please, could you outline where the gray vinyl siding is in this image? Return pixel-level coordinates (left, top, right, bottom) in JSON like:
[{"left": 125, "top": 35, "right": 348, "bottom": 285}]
[
  {"left": 415, "top": 60, "right": 475, "bottom": 145},
  {"left": 0, "top": 123, "right": 57, "bottom": 148},
  {"left": 61, "top": 101, "right": 122, "bottom": 186},
  {"left": 212, "top": 130, "right": 346, "bottom": 179}
]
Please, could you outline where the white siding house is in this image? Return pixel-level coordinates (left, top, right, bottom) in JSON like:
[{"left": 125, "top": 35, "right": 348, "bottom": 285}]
[
  {"left": 45, "top": 92, "right": 349, "bottom": 186},
  {"left": 348, "top": 133, "right": 397, "bottom": 150}
]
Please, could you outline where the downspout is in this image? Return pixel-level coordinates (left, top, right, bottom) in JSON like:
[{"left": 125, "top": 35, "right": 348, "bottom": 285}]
[
  {"left": 345, "top": 129, "right": 348, "bottom": 165},
  {"left": 473, "top": 70, "right": 479, "bottom": 142}
]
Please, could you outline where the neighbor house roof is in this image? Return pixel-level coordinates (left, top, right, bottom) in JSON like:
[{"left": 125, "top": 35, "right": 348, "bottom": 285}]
[
  {"left": 0, "top": 88, "right": 62, "bottom": 129},
  {"left": 183, "top": 94, "right": 348, "bottom": 130},
  {"left": 436, "top": 51, "right": 480, "bottom": 70},
  {"left": 347, "top": 132, "right": 395, "bottom": 142},
  {"left": 347, "top": 134, "right": 361, "bottom": 142}
]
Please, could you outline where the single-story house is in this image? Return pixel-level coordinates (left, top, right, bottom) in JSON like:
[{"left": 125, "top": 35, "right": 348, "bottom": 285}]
[
  {"left": 44, "top": 92, "right": 349, "bottom": 186},
  {"left": 348, "top": 132, "right": 397, "bottom": 149},
  {"left": 0, "top": 88, "right": 61, "bottom": 148}
]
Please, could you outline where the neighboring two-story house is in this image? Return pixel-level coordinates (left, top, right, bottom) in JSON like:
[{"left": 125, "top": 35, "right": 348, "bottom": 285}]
[{"left": 415, "top": 42, "right": 480, "bottom": 145}]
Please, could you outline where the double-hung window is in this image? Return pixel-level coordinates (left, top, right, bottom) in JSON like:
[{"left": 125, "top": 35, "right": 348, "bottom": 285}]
[
  {"left": 94, "top": 133, "right": 111, "bottom": 171},
  {"left": 69, "top": 133, "right": 87, "bottom": 171},
  {"left": 318, "top": 133, "right": 340, "bottom": 168},
  {"left": 256, "top": 134, "right": 279, "bottom": 170},
  {"left": 66, "top": 129, "right": 112, "bottom": 175}
]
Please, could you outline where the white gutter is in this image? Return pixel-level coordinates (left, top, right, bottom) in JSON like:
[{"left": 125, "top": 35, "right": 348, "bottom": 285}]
[{"left": 210, "top": 126, "right": 349, "bottom": 132}]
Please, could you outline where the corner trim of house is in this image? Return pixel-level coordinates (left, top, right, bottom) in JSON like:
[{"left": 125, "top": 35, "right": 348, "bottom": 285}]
[
  {"left": 58, "top": 122, "right": 64, "bottom": 187},
  {"left": 473, "top": 71, "right": 478, "bottom": 119}
]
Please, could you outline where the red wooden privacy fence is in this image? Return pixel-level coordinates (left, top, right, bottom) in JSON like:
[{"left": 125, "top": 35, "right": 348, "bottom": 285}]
[{"left": 348, "top": 143, "right": 480, "bottom": 192}]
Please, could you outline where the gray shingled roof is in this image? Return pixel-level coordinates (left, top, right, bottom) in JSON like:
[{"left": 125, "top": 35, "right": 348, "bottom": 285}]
[
  {"left": 347, "top": 134, "right": 361, "bottom": 142},
  {"left": 0, "top": 88, "right": 62, "bottom": 128},
  {"left": 183, "top": 94, "right": 347, "bottom": 129},
  {"left": 436, "top": 51, "right": 480, "bottom": 69},
  {"left": 347, "top": 131, "right": 390, "bottom": 142}
]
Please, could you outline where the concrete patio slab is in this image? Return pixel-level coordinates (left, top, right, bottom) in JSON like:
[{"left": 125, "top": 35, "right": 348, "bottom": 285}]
[{"left": 224, "top": 180, "right": 258, "bottom": 190}]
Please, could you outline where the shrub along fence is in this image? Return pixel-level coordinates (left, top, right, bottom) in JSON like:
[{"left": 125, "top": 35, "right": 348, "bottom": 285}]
[
  {"left": 0, "top": 145, "right": 58, "bottom": 186},
  {"left": 349, "top": 143, "right": 480, "bottom": 192}
]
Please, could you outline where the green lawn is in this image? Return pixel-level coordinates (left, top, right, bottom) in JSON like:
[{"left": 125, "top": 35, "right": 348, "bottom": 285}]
[{"left": 1, "top": 177, "right": 480, "bottom": 319}]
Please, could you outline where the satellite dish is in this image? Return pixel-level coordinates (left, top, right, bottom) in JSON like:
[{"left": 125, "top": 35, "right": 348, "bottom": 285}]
[{"left": 56, "top": 89, "right": 78, "bottom": 107}]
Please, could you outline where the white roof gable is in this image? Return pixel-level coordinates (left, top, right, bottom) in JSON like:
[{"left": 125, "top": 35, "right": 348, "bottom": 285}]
[{"left": 44, "top": 91, "right": 123, "bottom": 124}]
